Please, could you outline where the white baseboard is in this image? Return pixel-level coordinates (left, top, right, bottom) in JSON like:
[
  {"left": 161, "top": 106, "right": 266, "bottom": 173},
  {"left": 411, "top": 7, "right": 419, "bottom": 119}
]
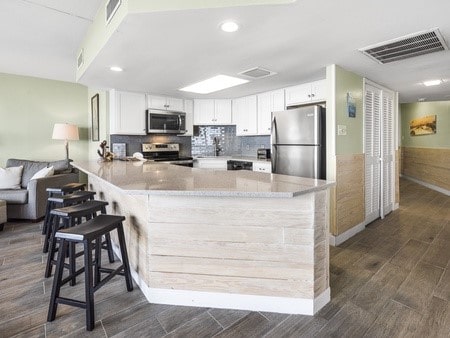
[
  {"left": 329, "top": 221, "right": 366, "bottom": 246},
  {"left": 112, "top": 243, "right": 330, "bottom": 315},
  {"left": 402, "top": 175, "right": 450, "bottom": 196}
]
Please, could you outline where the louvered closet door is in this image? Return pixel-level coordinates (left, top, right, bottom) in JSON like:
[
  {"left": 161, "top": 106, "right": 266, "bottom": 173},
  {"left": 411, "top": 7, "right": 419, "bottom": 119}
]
[
  {"left": 364, "top": 85, "right": 381, "bottom": 223},
  {"left": 381, "top": 91, "right": 395, "bottom": 216}
]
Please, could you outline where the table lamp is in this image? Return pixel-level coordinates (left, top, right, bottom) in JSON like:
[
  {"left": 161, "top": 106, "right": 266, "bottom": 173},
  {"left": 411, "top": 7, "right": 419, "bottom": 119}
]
[{"left": 52, "top": 123, "right": 79, "bottom": 161}]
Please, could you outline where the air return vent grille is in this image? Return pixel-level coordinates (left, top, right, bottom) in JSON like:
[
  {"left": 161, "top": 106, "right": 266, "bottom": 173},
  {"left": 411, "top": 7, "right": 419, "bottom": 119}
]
[
  {"left": 239, "top": 67, "right": 276, "bottom": 79},
  {"left": 360, "top": 28, "right": 448, "bottom": 64},
  {"left": 106, "top": 0, "right": 121, "bottom": 24}
]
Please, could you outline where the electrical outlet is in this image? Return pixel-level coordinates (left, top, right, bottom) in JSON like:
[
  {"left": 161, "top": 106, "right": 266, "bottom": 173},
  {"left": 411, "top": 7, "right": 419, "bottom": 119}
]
[{"left": 337, "top": 125, "right": 347, "bottom": 136}]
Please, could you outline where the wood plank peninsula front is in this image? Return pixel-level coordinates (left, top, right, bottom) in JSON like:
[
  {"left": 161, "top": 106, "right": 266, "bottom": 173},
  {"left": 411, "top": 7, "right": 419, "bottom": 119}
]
[{"left": 73, "top": 160, "right": 335, "bottom": 315}]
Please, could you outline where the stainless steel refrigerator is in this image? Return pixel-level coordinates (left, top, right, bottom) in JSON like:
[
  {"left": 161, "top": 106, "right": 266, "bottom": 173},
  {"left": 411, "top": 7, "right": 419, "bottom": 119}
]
[{"left": 271, "top": 105, "right": 326, "bottom": 179}]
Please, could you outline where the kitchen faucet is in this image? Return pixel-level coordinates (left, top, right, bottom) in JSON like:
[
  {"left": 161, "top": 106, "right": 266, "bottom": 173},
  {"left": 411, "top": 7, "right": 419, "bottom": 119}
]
[{"left": 213, "top": 136, "right": 223, "bottom": 157}]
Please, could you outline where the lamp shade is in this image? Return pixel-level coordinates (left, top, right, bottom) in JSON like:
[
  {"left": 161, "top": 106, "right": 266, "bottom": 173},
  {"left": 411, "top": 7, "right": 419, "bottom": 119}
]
[{"left": 52, "top": 123, "right": 79, "bottom": 141}]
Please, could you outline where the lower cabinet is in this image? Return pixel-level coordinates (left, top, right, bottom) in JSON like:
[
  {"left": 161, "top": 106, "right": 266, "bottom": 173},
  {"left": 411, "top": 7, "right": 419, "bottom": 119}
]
[
  {"left": 193, "top": 158, "right": 228, "bottom": 170},
  {"left": 253, "top": 161, "right": 272, "bottom": 173}
]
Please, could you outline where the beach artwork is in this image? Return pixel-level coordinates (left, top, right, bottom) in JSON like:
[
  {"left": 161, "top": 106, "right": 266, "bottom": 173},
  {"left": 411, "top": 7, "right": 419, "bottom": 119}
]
[{"left": 409, "top": 115, "right": 436, "bottom": 136}]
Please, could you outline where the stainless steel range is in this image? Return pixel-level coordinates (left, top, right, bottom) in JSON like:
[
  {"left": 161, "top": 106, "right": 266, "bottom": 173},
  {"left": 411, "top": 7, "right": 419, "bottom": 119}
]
[{"left": 141, "top": 143, "right": 193, "bottom": 167}]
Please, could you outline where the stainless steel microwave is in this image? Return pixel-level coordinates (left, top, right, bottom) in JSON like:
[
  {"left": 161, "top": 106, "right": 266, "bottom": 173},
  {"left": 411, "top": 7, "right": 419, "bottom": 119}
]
[{"left": 146, "top": 109, "right": 186, "bottom": 134}]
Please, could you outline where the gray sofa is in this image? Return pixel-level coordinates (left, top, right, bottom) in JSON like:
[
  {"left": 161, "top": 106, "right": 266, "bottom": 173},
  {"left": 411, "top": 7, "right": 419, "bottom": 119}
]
[{"left": 1, "top": 159, "right": 79, "bottom": 221}]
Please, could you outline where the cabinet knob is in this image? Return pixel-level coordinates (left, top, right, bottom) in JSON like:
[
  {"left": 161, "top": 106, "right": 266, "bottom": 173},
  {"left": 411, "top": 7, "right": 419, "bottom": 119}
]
[
  {"left": 311, "top": 93, "right": 315, "bottom": 97},
  {"left": 307, "top": 94, "right": 311, "bottom": 98}
]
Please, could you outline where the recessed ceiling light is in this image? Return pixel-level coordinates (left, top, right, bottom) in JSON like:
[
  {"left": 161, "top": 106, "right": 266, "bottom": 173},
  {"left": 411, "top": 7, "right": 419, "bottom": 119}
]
[
  {"left": 423, "top": 79, "right": 442, "bottom": 86},
  {"left": 220, "top": 21, "right": 239, "bottom": 33},
  {"left": 179, "top": 75, "right": 249, "bottom": 94},
  {"left": 418, "top": 98, "right": 426, "bottom": 102},
  {"left": 110, "top": 66, "right": 123, "bottom": 72}
]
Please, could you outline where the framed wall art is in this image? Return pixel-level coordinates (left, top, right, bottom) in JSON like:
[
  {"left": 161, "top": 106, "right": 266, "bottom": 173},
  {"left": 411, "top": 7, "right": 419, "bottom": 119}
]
[
  {"left": 409, "top": 115, "right": 436, "bottom": 136},
  {"left": 91, "top": 93, "right": 99, "bottom": 141}
]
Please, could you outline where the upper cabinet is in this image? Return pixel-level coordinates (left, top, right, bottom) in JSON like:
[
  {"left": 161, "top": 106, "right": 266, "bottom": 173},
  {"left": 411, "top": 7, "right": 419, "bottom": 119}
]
[
  {"left": 147, "top": 95, "right": 184, "bottom": 111},
  {"left": 110, "top": 90, "right": 146, "bottom": 135},
  {"left": 183, "top": 99, "right": 194, "bottom": 136},
  {"left": 193, "top": 99, "right": 232, "bottom": 125},
  {"left": 284, "top": 79, "right": 326, "bottom": 106},
  {"left": 257, "top": 89, "right": 284, "bottom": 135},
  {"left": 232, "top": 95, "right": 257, "bottom": 136}
]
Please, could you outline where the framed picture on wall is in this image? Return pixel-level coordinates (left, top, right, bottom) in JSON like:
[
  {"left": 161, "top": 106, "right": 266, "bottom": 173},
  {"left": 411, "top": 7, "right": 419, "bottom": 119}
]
[
  {"left": 409, "top": 115, "right": 436, "bottom": 136},
  {"left": 91, "top": 93, "right": 99, "bottom": 141}
]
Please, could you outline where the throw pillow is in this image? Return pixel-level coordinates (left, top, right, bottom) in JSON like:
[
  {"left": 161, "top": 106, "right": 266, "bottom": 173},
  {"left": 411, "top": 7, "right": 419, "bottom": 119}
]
[
  {"left": 6, "top": 159, "right": 47, "bottom": 188},
  {"left": 48, "top": 159, "right": 72, "bottom": 174},
  {"left": 29, "top": 166, "right": 54, "bottom": 180},
  {"left": 0, "top": 166, "right": 24, "bottom": 190}
]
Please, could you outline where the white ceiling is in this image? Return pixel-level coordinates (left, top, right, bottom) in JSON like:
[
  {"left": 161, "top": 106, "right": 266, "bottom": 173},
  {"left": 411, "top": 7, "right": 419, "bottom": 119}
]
[{"left": 1, "top": 0, "right": 450, "bottom": 103}]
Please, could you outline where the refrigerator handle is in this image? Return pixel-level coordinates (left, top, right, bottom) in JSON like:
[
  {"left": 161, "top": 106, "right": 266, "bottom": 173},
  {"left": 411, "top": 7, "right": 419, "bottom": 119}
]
[
  {"left": 271, "top": 116, "right": 278, "bottom": 145},
  {"left": 272, "top": 145, "right": 277, "bottom": 173},
  {"left": 271, "top": 116, "right": 278, "bottom": 173}
]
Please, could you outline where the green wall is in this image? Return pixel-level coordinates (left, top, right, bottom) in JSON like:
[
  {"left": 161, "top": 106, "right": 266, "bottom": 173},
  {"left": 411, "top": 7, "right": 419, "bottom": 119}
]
[
  {"left": 401, "top": 101, "right": 450, "bottom": 148},
  {"left": 0, "top": 73, "right": 89, "bottom": 166},
  {"left": 334, "top": 66, "right": 364, "bottom": 155}
]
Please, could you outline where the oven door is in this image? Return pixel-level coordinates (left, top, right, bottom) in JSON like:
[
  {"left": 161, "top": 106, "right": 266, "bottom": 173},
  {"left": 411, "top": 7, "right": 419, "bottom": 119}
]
[{"left": 147, "top": 109, "right": 186, "bottom": 134}]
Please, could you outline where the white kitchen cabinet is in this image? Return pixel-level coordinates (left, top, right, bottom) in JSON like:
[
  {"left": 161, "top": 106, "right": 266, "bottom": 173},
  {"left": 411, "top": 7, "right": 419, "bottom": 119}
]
[
  {"left": 193, "top": 99, "right": 232, "bottom": 125},
  {"left": 284, "top": 79, "right": 326, "bottom": 106},
  {"left": 232, "top": 95, "right": 257, "bottom": 136},
  {"left": 147, "top": 94, "right": 184, "bottom": 111},
  {"left": 257, "top": 89, "right": 284, "bottom": 135},
  {"left": 110, "top": 90, "right": 146, "bottom": 135},
  {"left": 214, "top": 99, "right": 232, "bottom": 124},
  {"left": 182, "top": 99, "right": 194, "bottom": 136},
  {"left": 253, "top": 161, "right": 272, "bottom": 173}
]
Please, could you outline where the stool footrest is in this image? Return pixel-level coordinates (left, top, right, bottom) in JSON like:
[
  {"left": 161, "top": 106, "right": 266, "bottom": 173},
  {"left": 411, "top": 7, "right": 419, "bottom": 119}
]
[
  {"left": 56, "top": 297, "right": 86, "bottom": 309},
  {"left": 94, "top": 265, "right": 125, "bottom": 292}
]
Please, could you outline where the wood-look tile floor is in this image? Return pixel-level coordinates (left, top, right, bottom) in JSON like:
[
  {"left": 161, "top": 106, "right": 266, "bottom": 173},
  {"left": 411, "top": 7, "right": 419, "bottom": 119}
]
[{"left": 0, "top": 178, "right": 449, "bottom": 337}]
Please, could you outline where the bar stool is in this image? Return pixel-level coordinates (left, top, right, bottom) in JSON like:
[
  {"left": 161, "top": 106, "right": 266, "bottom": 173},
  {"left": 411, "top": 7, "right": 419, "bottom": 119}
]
[
  {"left": 44, "top": 200, "right": 115, "bottom": 283},
  {"left": 42, "top": 191, "right": 96, "bottom": 253},
  {"left": 42, "top": 182, "right": 86, "bottom": 235},
  {"left": 47, "top": 214, "right": 133, "bottom": 331}
]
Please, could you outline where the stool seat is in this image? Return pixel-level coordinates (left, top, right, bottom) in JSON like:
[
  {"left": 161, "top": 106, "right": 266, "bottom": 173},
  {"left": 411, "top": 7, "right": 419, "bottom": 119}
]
[
  {"left": 56, "top": 215, "right": 126, "bottom": 241},
  {"left": 48, "top": 190, "right": 96, "bottom": 204},
  {"left": 50, "top": 200, "right": 108, "bottom": 218},
  {"left": 46, "top": 182, "right": 86, "bottom": 195}
]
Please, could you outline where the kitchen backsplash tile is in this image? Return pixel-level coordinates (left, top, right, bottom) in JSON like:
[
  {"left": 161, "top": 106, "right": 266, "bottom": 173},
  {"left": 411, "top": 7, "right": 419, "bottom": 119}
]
[
  {"left": 110, "top": 127, "right": 270, "bottom": 158},
  {"left": 109, "top": 134, "right": 192, "bottom": 157},
  {"left": 191, "top": 125, "right": 239, "bottom": 157},
  {"left": 191, "top": 125, "right": 270, "bottom": 157},
  {"left": 240, "top": 135, "right": 271, "bottom": 157}
]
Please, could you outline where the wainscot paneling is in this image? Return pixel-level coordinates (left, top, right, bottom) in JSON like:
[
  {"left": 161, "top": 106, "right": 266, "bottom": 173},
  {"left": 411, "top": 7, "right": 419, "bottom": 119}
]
[
  {"left": 334, "top": 154, "right": 365, "bottom": 235},
  {"left": 402, "top": 147, "right": 450, "bottom": 191}
]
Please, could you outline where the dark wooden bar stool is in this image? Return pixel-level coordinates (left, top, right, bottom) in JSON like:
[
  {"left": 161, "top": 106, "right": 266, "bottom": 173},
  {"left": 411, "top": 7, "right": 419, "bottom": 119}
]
[
  {"left": 44, "top": 200, "right": 115, "bottom": 282},
  {"left": 47, "top": 214, "right": 133, "bottom": 331},
  {"left": 42, "top": 182, "right": 87, "bottom": 235},
  {"left": 42, "top": 191, "right": 96, "bottom": 253}
]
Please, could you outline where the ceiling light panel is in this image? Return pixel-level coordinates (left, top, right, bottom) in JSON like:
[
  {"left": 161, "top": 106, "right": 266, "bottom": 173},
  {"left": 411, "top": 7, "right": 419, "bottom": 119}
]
[
  {"left": 179, "top": 75, "right": 249, "bottom": 94},
  {"left": 423, "top": 79, "right": 442, "bottom": 86}
]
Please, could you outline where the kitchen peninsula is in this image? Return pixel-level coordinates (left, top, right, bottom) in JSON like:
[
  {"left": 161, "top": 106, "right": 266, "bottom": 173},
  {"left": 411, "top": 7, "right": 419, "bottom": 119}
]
[{"left": 73, "top": 160, "right": 334, "bottom": 315}]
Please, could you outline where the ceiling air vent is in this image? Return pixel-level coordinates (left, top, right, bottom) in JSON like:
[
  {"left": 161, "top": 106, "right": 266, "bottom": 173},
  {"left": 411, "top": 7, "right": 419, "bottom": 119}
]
[
  {"left": 239, "top": 67, "right": 276, "bottom": 79},
  {"left": 106, "top": 0, "right": 121, "bottom": 24},
  {"left": 77, "top": 49, "right": 84, "bottom": 69},
  {"left": 359, "top": 28, "right": 448, "bottom": 64}
]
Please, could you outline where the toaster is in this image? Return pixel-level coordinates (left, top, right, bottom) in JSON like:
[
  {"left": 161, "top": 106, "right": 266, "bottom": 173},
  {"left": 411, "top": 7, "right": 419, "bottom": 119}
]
[{"left": 257, "top": 148, "right": 271, "bottom": 159}]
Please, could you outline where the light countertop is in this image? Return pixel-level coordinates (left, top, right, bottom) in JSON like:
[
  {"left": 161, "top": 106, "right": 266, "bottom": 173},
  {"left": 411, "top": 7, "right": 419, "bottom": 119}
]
[{"left": 73, "top": 160, "right": 334, "bottom": 198}]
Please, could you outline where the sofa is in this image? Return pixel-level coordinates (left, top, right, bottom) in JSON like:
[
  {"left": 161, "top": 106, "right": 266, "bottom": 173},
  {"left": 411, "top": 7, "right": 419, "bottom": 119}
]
[{"left": 0, "top": 159, "right": 79, "bottom": 221}]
